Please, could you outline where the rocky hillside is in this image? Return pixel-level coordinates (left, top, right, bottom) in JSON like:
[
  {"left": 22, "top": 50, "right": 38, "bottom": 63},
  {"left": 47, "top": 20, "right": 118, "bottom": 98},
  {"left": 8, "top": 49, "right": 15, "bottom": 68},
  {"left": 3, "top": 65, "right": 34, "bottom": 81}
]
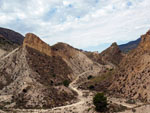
[
  {"left": 0, "top": 33, "right": 77, "bottom": 109},
  {"left": 0, "top": 32, "right": 104, "bottom": 110},
  {"left": 109, "top": 30, "right": 150, "bottom": 102},
  {"left": 51, "top": 42, "right": 102, "bottom": 75},
  {"left": 119, "top": 38, "right": 141, "bottom": 53},
  {"left": 84, "top": 42, "right": 123, "bottom": 66}
]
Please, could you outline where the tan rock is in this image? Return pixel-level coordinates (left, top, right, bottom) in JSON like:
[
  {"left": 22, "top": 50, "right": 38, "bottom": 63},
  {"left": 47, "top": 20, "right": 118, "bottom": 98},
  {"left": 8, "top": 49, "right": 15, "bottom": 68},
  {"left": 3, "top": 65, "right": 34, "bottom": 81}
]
[{"left": 23, "top": 33, "right": 52, "bottom": 56}]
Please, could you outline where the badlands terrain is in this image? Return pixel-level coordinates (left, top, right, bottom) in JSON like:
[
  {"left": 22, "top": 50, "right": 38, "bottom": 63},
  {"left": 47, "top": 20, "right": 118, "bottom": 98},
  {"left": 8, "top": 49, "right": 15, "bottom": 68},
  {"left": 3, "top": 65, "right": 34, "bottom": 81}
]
[{"left": 0, "top": 27, "right": 150, "bottom": 113}]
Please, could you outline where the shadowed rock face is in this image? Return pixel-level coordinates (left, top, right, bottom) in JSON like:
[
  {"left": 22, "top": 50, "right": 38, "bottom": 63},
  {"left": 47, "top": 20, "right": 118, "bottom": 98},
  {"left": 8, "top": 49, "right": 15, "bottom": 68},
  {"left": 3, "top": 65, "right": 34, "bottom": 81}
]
[
  {"left": 0, "top": 27, "right": 24, "bottom": 45},
  {"left": 23, "top": 33, "right": 52, "bottom": 56},
  {"left": 119, "top": 38, "right": 141, "bottom": 53}
]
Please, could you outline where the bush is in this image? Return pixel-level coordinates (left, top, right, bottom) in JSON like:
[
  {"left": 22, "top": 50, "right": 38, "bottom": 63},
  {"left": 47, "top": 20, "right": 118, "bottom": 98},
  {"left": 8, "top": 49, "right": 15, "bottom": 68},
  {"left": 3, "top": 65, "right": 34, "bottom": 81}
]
[
  {"left": 87, "top": 75, "right": 93, "bottom": 80},
  {"left": 132, "top": 108, "right": 136, "bottom": 112},
  {"left": 93, "top": 93, "right": 108, "bottom": 112},
  {"left": 63, "top": 80, "right": 70, "bottom": 87},
  {"left": 88, "top": 85, "right": 95, "bottom": 90},
  {"left": 52, "top": 74, "right": 56, "bottom": 77}
]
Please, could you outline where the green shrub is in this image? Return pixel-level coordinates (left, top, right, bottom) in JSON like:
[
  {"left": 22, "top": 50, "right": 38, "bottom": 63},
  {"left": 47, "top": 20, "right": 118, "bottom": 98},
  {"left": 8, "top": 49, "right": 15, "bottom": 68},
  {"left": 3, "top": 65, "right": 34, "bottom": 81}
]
[
  {"left": 93, "top": 93, "right": 108, "bottom": 112},
  {"left": 132, "top": 108, "right": 136, "bottom": 112},
  {"left": 87, "top": 75, "right": 93, "bottom": 80},
  {"left": 109, "top": 68, "right": 113, "bottom": 71},
  {"left": 63, "top": 80, "right": 70, "bottom": 87}
]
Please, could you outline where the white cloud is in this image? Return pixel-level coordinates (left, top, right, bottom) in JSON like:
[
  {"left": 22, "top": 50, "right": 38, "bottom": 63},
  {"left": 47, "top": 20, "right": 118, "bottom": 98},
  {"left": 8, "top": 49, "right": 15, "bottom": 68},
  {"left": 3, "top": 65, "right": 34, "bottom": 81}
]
[{"left": 0, "top": 0, "right": 150, "bottom": 51}]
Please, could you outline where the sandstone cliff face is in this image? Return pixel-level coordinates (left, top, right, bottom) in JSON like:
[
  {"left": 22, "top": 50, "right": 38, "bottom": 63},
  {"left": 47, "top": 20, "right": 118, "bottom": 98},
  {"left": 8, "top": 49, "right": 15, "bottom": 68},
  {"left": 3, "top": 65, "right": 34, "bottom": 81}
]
[{"left": 23, "top": 33, "right": 52, "bottom": 56}]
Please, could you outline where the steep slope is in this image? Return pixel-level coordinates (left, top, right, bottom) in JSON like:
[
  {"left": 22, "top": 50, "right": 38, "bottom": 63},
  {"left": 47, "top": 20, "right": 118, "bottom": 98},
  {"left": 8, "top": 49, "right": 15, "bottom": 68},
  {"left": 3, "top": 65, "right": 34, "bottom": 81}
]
[
  {"left": 119, "top": 38, "right": 141, "bottom": 53},
  {"left": 0, "top": 33, "right": 76, "bottom": 109},
  {"left": 109, "top": 30, "right": 150, "bottom": 102}
]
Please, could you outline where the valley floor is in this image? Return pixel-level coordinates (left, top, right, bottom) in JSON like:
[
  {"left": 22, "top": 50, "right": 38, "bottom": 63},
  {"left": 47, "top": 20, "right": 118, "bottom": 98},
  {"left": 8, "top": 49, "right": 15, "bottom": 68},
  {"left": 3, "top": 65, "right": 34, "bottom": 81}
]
[{"left": 1, "top": 70, "right": 150, "bottom": 113}]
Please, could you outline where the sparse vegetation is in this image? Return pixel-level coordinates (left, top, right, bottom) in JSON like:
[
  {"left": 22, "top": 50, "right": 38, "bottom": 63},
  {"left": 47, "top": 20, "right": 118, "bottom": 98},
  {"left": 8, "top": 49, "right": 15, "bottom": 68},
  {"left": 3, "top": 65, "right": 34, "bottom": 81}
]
[
  {"left": 90, "top": 69, "right": 115, "bottom": 83},
  {"left": 63, "top": 80, "right": 70, "bottom": 87},
  {"left": 93, "top": 93, "right": 108, "bottom": 112}
]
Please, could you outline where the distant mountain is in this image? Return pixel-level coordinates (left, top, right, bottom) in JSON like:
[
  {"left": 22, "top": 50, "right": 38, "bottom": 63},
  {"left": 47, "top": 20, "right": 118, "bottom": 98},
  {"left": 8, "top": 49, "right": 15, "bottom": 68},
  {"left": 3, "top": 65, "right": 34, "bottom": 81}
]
[
  {"left": 119, "top": 38, "right": 141, "bottom": 53},
  {"left": 84, "top": 42, "right": 123, "bottom": 66},
  {"left": 0, "top": 27, "right": 24, "bottom": 45}
]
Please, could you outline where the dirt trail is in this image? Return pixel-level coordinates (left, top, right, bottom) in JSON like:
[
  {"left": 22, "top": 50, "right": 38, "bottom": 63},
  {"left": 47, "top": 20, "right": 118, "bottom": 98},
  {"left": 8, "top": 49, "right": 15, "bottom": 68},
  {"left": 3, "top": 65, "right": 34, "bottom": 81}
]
[
  {"left": 50, "top": 71, "right": 96, "bottom": 112},
  {"left": 1, "top": 48, "right": 19, "bottom": 60}
]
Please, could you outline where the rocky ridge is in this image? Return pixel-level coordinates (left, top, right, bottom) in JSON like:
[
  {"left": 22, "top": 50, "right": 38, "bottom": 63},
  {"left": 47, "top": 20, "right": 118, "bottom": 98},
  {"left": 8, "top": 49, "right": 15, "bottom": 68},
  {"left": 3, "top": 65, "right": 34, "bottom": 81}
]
[{"left": 109, "top": 30, "right": 150, "bottom": 102}]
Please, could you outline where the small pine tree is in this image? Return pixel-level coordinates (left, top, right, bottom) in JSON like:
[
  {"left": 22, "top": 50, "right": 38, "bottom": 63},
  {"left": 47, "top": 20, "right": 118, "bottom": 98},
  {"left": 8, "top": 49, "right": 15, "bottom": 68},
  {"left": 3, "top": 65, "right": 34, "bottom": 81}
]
[{"left": 93, "top": 93, "right": 108, "bottom": 112}]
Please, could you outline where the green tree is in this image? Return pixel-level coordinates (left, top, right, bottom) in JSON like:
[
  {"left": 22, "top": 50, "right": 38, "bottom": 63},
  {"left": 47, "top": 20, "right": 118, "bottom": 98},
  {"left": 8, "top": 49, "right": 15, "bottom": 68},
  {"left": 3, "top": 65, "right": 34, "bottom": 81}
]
[
  {"left": 93, "top": 93, "right": 108, "bottom": 112},
  {"left": 63, "top": 80, "right": 70, "bottom": 87}
]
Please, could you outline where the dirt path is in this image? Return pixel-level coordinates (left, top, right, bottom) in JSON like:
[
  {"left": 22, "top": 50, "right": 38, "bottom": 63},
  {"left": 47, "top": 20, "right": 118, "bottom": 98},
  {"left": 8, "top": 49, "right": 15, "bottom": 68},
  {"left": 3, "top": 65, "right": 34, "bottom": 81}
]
[
  {"left": 1, "top": 48, "right": 19, "bottom": 60},
  {"left": 50, "top": 71, "right": 96, "bottom": 112}
]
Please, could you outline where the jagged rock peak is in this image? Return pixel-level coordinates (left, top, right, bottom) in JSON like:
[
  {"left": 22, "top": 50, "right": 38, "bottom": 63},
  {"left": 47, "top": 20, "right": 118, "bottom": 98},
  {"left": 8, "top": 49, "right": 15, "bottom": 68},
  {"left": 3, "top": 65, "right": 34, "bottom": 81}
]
[
  {"left": 110, "top": 42, "right": 120, "bottom": 51},
  {"left": 23, "top": 33, "right": 52, "bottom": 56},
  {"left": 139, "top": 29, "right": 150, "bottom": 50},
  {"left": 111, "top": 42, "right": 118, "bottom": 47}
]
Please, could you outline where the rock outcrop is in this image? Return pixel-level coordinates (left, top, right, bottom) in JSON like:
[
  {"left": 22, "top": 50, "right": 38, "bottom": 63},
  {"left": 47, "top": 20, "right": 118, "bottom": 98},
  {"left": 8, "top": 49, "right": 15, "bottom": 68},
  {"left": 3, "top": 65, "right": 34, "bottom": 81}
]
[{"left": 23, "top": 33, "right": 52, "bottom": 56}]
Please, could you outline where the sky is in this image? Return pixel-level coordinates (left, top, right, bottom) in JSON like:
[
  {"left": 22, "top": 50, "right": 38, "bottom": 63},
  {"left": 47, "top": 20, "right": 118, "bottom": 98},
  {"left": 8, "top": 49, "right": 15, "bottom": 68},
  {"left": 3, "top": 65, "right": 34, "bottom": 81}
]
[{"left": 0, "top": 0, "right": 150, "bottom": 52}]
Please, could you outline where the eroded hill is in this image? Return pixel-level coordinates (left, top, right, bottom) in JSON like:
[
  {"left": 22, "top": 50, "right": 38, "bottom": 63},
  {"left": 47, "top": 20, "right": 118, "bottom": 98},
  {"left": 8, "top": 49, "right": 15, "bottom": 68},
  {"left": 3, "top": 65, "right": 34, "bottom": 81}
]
[{"left": 0, "top": 32, "right": 103, "bottom": 110}]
